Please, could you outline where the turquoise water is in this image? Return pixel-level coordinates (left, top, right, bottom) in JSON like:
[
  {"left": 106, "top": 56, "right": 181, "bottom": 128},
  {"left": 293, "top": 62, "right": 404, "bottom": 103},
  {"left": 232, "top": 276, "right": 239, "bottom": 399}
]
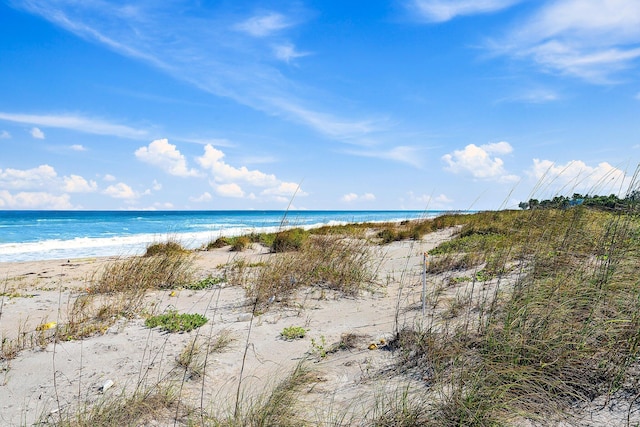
[{"left": 0, "top": 210, "right": 445, "bottom": 262}]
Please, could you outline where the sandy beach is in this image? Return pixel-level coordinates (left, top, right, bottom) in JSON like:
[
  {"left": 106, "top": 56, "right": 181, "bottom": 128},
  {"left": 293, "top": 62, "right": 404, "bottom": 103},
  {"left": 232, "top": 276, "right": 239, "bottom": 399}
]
[
  {"left": 3, "top": 221, "right": 640, "bottom": 427},
  {"left": 0, "top": 229, "right": 453, "bottom": 426}
]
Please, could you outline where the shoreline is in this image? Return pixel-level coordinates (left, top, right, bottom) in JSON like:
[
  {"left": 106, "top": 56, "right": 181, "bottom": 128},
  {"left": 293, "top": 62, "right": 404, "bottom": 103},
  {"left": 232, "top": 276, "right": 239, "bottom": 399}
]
[{"left": 0, "top": 216, "right": 438, "bottom": 264}]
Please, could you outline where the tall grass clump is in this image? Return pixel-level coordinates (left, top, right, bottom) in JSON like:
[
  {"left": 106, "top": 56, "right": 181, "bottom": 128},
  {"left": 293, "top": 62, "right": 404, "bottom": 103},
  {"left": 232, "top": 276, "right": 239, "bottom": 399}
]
[
  {"left": 229, "top": 235, "right": 376, "bottom": 308},
  {"left": 90, "top": 242, "right": 195, "bottom": 294},
  {"left": 391, "top": 206, "right": 640, "bottom": 424},
  {"left": 58, "top": 239, "right": 196, "bottom": 340},
  {"left": 47, "top": 384, "right": 189, "bottom": 427}
]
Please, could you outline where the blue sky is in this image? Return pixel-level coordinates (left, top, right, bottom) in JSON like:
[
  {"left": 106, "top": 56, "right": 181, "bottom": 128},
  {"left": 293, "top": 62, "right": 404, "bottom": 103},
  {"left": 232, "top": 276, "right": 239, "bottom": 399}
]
[{"left": 1, "top": 0, "right": 639, "bottom": 210}]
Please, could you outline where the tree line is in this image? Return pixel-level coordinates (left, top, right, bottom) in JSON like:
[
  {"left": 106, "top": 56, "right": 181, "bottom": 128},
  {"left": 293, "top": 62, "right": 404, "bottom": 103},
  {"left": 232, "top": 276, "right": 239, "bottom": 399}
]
[{"left": 519, "top": 191, "right": 640, "bottom": 210}]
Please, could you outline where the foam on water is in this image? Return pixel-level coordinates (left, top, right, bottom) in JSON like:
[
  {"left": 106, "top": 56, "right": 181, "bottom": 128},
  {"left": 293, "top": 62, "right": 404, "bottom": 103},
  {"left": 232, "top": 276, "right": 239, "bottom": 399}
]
[{"left": 0, "top": 210, "right": 446, "bottom": 262}]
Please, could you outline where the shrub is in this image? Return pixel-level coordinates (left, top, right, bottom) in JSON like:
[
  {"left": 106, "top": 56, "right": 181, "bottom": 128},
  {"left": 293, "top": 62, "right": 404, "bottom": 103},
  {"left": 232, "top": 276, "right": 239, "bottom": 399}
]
[
  {"left": 206, "top": 237, "right": 230, "bottom": 250},
  {"left": 239, "top": 235, "right": 376, "bottom": 307},
  {"left": 280, "top": 326, "right": 307, "bottom": 340},
  {"left": 270, "top": 228, "right": 309, "bottom": 252},
  {"left": 230, "top": 235, "right": 252, "bottom": 252},
  {"left": 144, "top": 311, "right": 208, "bottom": 333},
  {"left": 144, "top": 240, "right": 189, "bottom": 257}
]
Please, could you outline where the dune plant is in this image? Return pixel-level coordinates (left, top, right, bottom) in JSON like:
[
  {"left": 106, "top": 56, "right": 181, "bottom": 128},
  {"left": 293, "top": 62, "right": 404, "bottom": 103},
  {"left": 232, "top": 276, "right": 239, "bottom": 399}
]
[
  {"left": 236, "top": 235, "right": 376, "bottom": 308},
  {"left": 145, "top": 311, "right": 208, "bottom": 333},
  {"left": 390, "top": 206, "right": 640, "bottom": 424}
]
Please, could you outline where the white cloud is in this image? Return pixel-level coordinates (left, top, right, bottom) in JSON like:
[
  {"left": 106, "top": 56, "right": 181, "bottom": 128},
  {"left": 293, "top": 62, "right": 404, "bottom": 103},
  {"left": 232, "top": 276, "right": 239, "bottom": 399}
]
[
  {"left": 409, "top": 0, "right": 521, "bottom": 22},
  {"left": 197, "top": 144, "right": 279, "bottom": 187},
  {"left": 0, "top": 164, "right": 100, "bottom": 200},
  {"left": 341, "top": 192, "right": 376, "bottom": 203},
  {"left": 135, "top": 138, "right": 200, "bottom": 177},
  {"left": 494, "top": 0, "right": 640, "bottom": 83},
  {"left": 0, "top": 112, "right": 148, "bottom": 139},
  {"left": 0, "top": 190, "right": 72, "bottom": 209},
  {"left": 70, "top": 144, "right": 86, "bottom": 151},
  {"left": 103, "top": 174, "right": 117, "bottom": 182},
  {"left": 0, "top": 165, "right": 58, "bottom": 190},
  {"left": 152, "top": 179, "right": 162, "bottom": 191},
  {"left": 527, "top": 159, "right": 632, "bottom": 196},
  {"left": 274, "top": 43, "right": 310, "bottom": 63},
  {"left": 103, "top": 182, "right": 137, "bottom": 199},
  {"left": 443, "top": 141, "right": 519, "bottom": 182},
  {"left": 215, "top": 182, "right": 245, "bottom": 198},
  {"left": 0, "top": 130, "right": 10, "bottom": 139},
  {"left": 235, "top": 12, "right": 291, "bottom": 37},
  {"left": 196, "top": 144, "right": 306, "bottom": 200},
  {"left": 30, "top": 127, "right": 45, "bottom": 139},
  {"left": 63, "top": 175, "right": 98, "bottom": 193},
  {"left": 189, "top": 191, "right": 212, "bottom": 203}
]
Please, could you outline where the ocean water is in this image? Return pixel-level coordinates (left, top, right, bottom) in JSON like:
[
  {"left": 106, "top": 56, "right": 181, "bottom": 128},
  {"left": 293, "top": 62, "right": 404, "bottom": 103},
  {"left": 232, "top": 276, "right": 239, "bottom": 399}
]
[{"left": 0, "top": 210, "right": 444, "bottom": 262}]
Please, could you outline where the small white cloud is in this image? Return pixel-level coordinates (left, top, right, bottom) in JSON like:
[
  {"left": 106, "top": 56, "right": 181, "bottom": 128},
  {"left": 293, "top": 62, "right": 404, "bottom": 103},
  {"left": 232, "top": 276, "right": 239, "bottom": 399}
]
[
  {"left": 235, "top": 12, "right": 291, "bottom": 37},
  {"left": 0, "top": 130, "right": 10, "bottom": 139},
  {"left": 409, "top": 0, "right": 521, "bottom": 22},
  {"left": 442, "top": 141, "right": 519, "bottom": 182},
  {"left": 103, "top": 174, "right": 117, "bottom": 182},
  {"left": 70, "top": 144, "right": 87, "bottom": 151},
  {"left": 30, "top": 127, "right": 45, "bottom": 139},
  {"left": 189, "top": 191, "right": 212, "bottom": 203},
  {"left": 152, "top": 179, "right": 162, "bottom": 191},
  {"left": 103, "top": 182, "right": 137, "bottom": 199},
  {"left": 63, "top": 175, "right": 97, "bottom": 193},
  {"left": 135, "top": 138, "right": 200, "bottom": 177},
  {"left": 273, "top": 43, "right": 310, "bottom": 63},
  {"left": 215, "top": 182, "right": 245, "bottom": 198},
  {"left": 341, "top": 192, "right": 376, "bottom": 203}
]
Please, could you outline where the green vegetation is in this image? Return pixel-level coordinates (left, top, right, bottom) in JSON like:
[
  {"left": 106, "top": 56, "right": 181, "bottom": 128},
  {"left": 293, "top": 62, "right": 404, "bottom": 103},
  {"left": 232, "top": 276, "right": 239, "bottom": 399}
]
[
  {"left": 520, "top": 191, "right": 640, "bottom": 211},
  {"left": 270, "top": 228, "right": 309, "bottom": 252},
  {"left": 280, "top": 326, "right": 307, "bottom": 340},
  {"left": 184, "top": 275, "right": 225, "bottom": 290},
  {"left": 144, "top": 311, "right": 208, "bottom": 333}
]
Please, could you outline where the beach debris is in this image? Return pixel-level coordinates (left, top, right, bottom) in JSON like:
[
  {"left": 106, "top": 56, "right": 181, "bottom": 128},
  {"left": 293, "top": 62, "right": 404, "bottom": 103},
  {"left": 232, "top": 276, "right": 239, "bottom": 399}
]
[
  {"left": 237, "top": 313, "right": 253, "bottom": 322},
  {"left": 36, "top": 322, "right": 57, "bottom": 331},
  {"left": 368, "top": 343, "right": 378, "bottom": 350},
  {"left": 99, "top": 379, "right": 114, "bottom": 393}
]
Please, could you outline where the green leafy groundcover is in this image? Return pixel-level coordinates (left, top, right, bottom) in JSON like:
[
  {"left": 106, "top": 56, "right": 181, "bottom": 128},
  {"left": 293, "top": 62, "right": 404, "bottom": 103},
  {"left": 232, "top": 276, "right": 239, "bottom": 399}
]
[{"left": 145, "top": 311, "right": 208, "bottom": 333}]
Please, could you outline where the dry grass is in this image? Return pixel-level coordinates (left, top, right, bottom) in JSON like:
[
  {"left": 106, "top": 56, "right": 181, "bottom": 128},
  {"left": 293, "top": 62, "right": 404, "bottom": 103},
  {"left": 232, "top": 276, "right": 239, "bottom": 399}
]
[
  {"left": 389, "top": 207, "right": 640, "bottom": 425},
  {"left": 47, "top": 383, "right": 190, "bottom": 427},
  {"left": 228, "top": 234, "right": 377, "bottom": 308}
]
